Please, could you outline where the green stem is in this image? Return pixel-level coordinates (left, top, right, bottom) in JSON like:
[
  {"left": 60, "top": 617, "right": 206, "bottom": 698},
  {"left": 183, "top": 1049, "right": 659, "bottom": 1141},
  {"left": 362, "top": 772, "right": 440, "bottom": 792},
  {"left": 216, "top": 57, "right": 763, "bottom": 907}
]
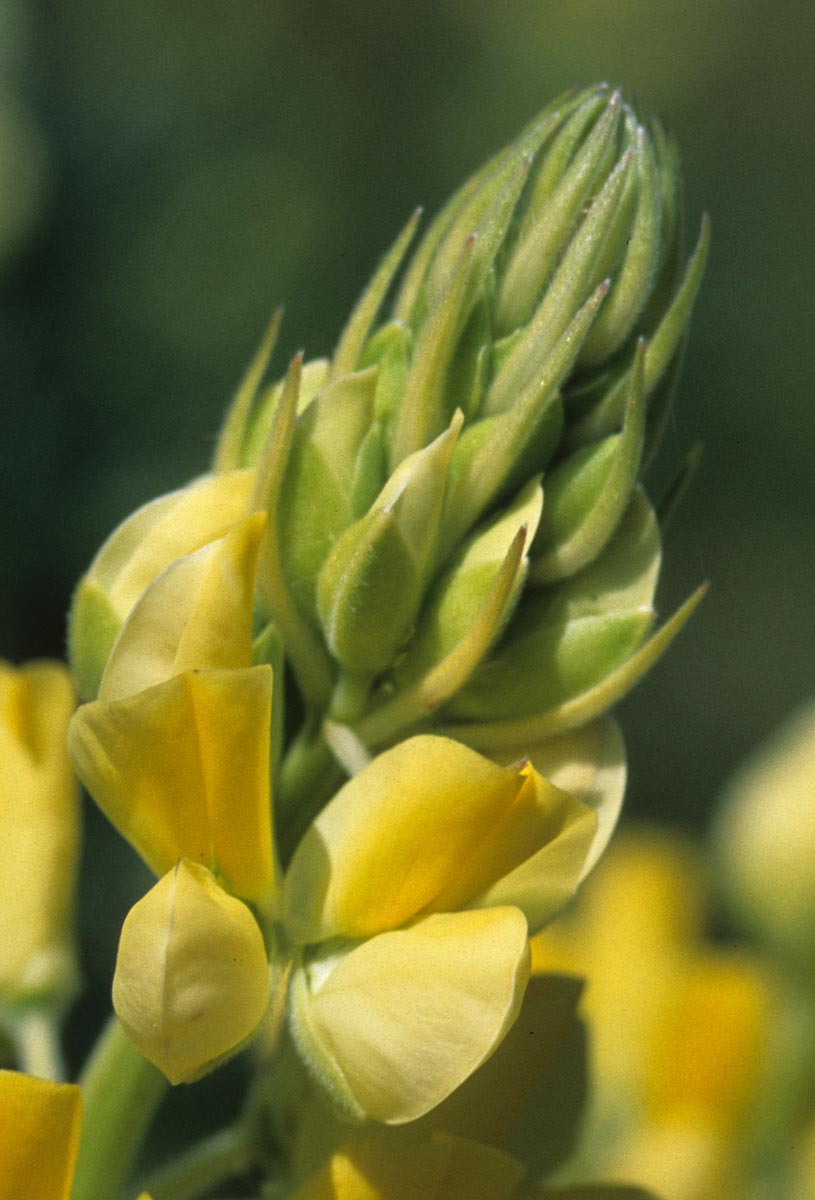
[
  {"left": 15, "top": 1009, "right": 66, "bottom": 1081},
  {"left": 71, "top": 1015, "right": 168, "bottom": 1200},
  {"left": 140, "top": 1124, "right": 253, "bottom": 1200},
  {"left": 276, "top": 723, "right": 344, "bottom": 863}
]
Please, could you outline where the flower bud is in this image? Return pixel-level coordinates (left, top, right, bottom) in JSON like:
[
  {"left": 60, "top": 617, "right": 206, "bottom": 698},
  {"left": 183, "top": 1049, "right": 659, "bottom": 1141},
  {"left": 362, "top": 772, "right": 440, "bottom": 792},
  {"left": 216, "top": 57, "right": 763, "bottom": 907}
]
[
  {"left": 68, "top": 468, "right": 256, "bottom": 699},
  {"left": 0, "top": 661, "right": 80, "bottom": 1009},
  {"left": 113, "top": 860, "right": 271, "bottom": 1084},
  {"left": 316, "top": 415, "right": 461, "bottom": 675},
  {"left": 226, "top": 84, "right": 706, "bottom": 746}
]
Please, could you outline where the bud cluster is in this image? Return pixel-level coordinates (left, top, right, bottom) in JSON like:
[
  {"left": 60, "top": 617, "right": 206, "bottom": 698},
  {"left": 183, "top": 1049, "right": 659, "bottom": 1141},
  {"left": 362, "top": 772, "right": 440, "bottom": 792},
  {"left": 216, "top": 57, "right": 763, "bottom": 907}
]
[{"left": 211, "top": 83, "right": 708, "bottom": 768}]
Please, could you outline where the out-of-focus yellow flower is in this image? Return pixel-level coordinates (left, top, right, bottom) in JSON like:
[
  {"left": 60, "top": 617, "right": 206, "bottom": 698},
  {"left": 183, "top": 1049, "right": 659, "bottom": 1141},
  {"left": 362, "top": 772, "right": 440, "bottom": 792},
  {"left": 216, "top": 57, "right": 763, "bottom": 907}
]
[
  {"left": 287, "top": 1131, "right": 527, "bottom": 1200},
  {"left": 0, "top": 1069, "right": 82, "bottom": 1200},
  {"left": 69, "top": 515, "right": 276, "bottom": 1083},
  {"left": 284, "top": 734, "right": 599, "bottom": 1125},
  {"left": 68, "top": 467, "right": 257, "bottom": 699},
  {"left": 0, "top": 1070, "right": 155, "bottom": 1200},
  {"left": 287, "top": 1126, "right": 658, "bottom": 1200},
  {"left": 713, "top": 699, "right": 815, "bottom": 976},
  {"left": 0, "top": 661, "right": 79, "bottom": 1008},
  {"left": 533, "top": 830, "right": 778, "bottom": 1200}
]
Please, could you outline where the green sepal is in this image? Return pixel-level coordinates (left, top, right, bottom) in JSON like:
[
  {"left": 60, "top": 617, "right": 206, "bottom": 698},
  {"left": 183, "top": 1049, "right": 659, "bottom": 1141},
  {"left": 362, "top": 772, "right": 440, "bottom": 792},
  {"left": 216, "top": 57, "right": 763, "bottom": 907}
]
[
  {"left": 349, "top": 421, "right": 388, "bottom": 519},
  {"left": 252, "top": 354, "right": 335, "bottom": 708},
  {"left": 355, "top": 522, "right": 529, "bottom": 747},
  {"left": 439, "top": 580, "right": 705, "bottom": 754},
  {"left": 444, "top": 487, "right": 662, "bottom": 724},
  {"left": 389, "top": 237, "right": 475, "bottom": 467},
  {"left": 212, "top": 310, "right": 282, "bottom": 473},
  {"left": 529, "top": 338, "right": 645, "bottom": 584},
  {"left": 278, "top": 366, "right": 378, "bottom": 623},
  {"left": 495, "top": 87, "right": 622, "bottom": 336},
  {"left": 567, "top": 213, "right": 710, "bottom": 445},
  {"left": 439, "top": 281, "right": 608, "bottom": 558},
  {"left": 391, "top": 478, "right": 543, "bottom": 692},
  {"left": 368, "top": 322, "right": 412, "bottom": 428},
  {"left": 240, "top": 357, "right": 330, "bottom": 468},
  {"left": 317, "top": 417, "right": 461, "bottom": 674},
  {"left": 485, "top": 147, "right": 634, "bottom": 415},
  {"left": 446, "top": 288, "right": 493, "bottom": 423},
  {"left": 579, "top": 120, "right": 662, "bottom": 367},
  {"left": 68, "top": 578, "right": 125, "bottom": 701},
  {"left": 331, "top": 208, "right": 421, "bottom": 380}
]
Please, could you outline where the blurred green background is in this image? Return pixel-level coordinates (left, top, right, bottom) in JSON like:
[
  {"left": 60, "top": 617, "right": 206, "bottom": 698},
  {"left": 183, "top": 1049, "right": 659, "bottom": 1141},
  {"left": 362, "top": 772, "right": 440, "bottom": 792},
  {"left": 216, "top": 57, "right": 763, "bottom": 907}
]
[{"left": 1, "top": 0, "right": 813, "bottom": 1072}]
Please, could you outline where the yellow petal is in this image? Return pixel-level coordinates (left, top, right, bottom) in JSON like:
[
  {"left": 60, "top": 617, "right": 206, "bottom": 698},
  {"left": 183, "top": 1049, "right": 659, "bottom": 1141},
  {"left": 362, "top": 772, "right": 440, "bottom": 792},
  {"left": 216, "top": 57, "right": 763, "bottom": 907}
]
[
  {"left": 285, "top": 736, "right": 528, "bottom": 942},
  {"left": 424, "top": 768, "right": 596, "bottom": 933},
  {"left": 86, "top": 469, "right": 256, "bottom": 620},
  {"left": 0, "top": 662, "right": 80, "bottom": 1003},
  {"left": 69, "top": 469, "right": 257, "bottom": 698},
  {"left": 69, "top": 667, "right": 275, "bottom": 907},
  {"left": 496, "top": 717, "right": 626, "bottom": 886},
  {"left": 113, "top": 861, "right": 271, "bottom": 1085},
  {"left": 643, "top": 952, "right": 775, "bottom": 1132},
  {"left": 290, "top": 907, "right": 530, "bottom": 1124},
  {"left": 99, "top": 513, "right": 266, "bottom": 702},
  {"left": 411, "top": 974, "right": 585, "bottom": 1150},
  {"left": 0, "top": 1070, "right": 82, "bottom": 1200},
  {"left": 289, "top": 1132, "right": 526, "bottom": 1200}
]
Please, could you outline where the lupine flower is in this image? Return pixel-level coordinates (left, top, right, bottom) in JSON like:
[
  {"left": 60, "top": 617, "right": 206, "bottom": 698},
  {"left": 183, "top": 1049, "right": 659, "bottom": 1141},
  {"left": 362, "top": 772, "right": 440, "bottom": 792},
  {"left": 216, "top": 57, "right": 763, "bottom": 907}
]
[
  {"left": 0, "top": 661, "right": 79, "bottom": 1012},
  {"left": 0, "top": 1069, "right": 82, "bottom": 1200},
  {"left": 69, "top": 511, "right": 623, "bottom": 1117},
  {"left": 533, "top": 831, "right": 778, "bottom": 1200},
  {"left": 69, "top": 514, "right": 277, "bottom": 1083},
  {"left": 0, "top": 1069, "right": 153, "bottom": 1200}
]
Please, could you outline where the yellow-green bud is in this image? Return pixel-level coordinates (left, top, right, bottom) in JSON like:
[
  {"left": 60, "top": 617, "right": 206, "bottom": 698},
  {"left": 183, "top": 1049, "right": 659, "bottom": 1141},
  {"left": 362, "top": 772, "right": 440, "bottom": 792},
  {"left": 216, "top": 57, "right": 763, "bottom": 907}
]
[
  {"left": 113, "top": 860, "right": 271, "bottom": 1084},
  {"left": 68, "top": 469, "right": 256, "bottom": 699}
]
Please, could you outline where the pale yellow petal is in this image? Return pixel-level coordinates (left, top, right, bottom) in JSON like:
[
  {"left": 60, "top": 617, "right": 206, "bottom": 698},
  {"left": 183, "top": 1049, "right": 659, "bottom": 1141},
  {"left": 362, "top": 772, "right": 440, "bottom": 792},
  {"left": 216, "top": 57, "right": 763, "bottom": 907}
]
[
  {"left": 90, "top": 469, "right": 256, "bottom": 620},
  {"left": 0, "top": 662, "right": 80, "bottom": 1002},
  {"left": 497, "top": 717, "right": 626, "bottom": 884},
  {"left": 69, "top": 667, "right": 275, "bottom": 907},
  {"left": 285, "top": 736, "right": 528, "bottom": 942},
  {"left": 99, "top": 513, "right": 265, "bottom": 702},
  {"left": 113, "top": 861, "right": 271, "bottom": 1084},
  {"left": 0, "top": 1070, "right": 82, "bottom": 1200},
  {"left": 291, "top": 907, "right": 530, "bottom": 1124},
  {"left": 423, "top": 767, "right": 596, "bottom": 932}
]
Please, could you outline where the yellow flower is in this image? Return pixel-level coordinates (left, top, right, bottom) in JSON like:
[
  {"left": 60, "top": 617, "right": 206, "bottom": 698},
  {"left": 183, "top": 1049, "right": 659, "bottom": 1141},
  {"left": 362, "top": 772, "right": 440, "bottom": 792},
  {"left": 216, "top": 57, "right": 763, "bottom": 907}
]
[
  {"left": 287, "top": 1129, "right": 657, "bottom": 1200},
  {"left": 68, "top": 507, "right": 621, "bottom": 1113},
  {"left": 69, "top": 515, "right": 277, "bottom": 1083},
  {"left": 68, "top": 467, "right": 257, "bottom": 699},
  {"left": 0, "top": 1070, "right": 155, "bottom": 1200},
  {"left": 284, "top": 733, "right": 602, "bottom": 1125},
  {"left": 533, "top": 829, "right": 778, "bottom": 1200},
  {"left": 0, "top": 661, "right": 79, "bottom": 1008},
  {"left": 0, "top": 1069, "right": 82, "bottom": 1200}
]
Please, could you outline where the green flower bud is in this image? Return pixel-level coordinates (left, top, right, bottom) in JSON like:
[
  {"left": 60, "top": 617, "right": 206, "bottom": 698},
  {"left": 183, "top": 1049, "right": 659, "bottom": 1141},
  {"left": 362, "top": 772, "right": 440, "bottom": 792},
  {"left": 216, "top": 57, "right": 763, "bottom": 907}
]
[
  {"left": 201, "top": 83, "right": 706, "bottom": 748},
  {"left": 317, "top": 415, "right": 461, "bottom": 676},
  {"left": 444, "top": 488, "right": 661, "bottom": 726}
]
